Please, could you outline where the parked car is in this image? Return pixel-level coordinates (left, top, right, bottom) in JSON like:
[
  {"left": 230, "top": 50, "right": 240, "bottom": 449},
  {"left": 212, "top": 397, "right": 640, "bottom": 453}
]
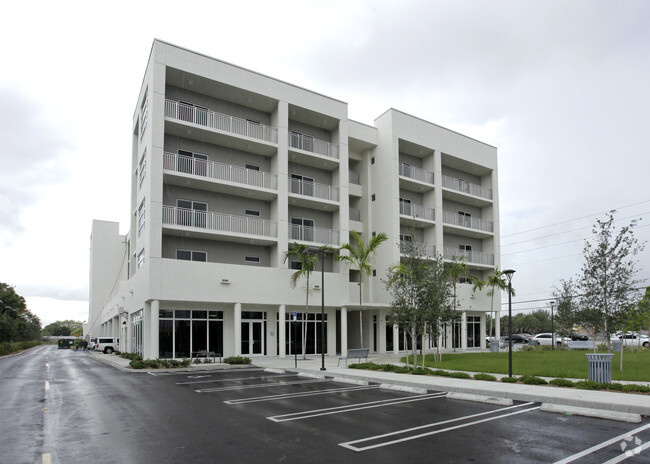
[
  {"left": 87, "top": 337, "right": 98, "bottom": 350},
  {"left": 502, "top": 334, "right": 539, "bottom": 346},
  {"left": 94, "top": 337, "right": 120, "bottom": 354},
  {"left": 570, "top": 332, "right": 589, "bottom": 341},
  {"left": 531, "top": 333, "right": 566, "bottom": 346},
  {"left": 610, "top": 332, "right": 649, "bottom": 347}
]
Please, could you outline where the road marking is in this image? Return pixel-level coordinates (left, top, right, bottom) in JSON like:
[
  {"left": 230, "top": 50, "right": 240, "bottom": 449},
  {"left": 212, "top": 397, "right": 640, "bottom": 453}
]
[
  {"left": 177, "top": 373, "right": 297, "bottom": 385},
  {"left": 44, "top": 380, "right": 49, "bottom": 391},
  {"left": 340, "top": 403, "right": 539, "bottom": 452},
  {"left": 196, "top": 378, "right": 329, "bottom": 393},
  {"left": 554, "top": 422, "right": 650, "bottom": 464},
  {"left": 268, "top": 392, "right": 446, "bottom": 422},
  {"left": 42, "top": 453, "right": 51, "bottom": 464},
  {"left": 148, "top": 368, "right": 264, "bottom": 377},
  {"left": 187, "top": 375, "right": 211, "bottom": 379},
  {"left": 602, "top": 440, "right": 650, "bottom": 464},
  {"left": 225, "top": 385, "right": 380, "bottom": 405}
]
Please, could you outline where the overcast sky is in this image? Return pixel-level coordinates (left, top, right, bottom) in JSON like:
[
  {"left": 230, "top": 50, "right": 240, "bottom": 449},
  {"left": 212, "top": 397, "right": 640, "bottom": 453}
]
[{"left": 1, "top": 0, "right": 649, "bottom": 326}]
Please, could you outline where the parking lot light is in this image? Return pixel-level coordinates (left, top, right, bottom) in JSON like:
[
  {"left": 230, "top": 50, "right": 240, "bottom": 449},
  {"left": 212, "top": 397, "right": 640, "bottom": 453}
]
[{"left": 502, "top": 269, "right": 515, "bottom": 378}]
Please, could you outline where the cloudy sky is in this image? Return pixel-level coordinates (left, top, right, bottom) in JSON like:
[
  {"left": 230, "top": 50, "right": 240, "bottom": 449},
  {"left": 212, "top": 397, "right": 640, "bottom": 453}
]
[{"left": 1, "top": 0, "right": 649, "bottom": 326}]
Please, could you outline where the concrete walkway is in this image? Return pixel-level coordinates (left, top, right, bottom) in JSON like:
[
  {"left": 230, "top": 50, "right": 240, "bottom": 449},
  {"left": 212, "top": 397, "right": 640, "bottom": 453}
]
[{"left": 87, "top": 351, "right": 650, "bottom": 418}]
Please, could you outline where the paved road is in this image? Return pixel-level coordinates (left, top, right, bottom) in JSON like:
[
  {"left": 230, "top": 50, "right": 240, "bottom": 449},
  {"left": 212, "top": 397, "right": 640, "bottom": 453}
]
[{"left": 1, "top": 346, "right": 649, "bottom": 463}]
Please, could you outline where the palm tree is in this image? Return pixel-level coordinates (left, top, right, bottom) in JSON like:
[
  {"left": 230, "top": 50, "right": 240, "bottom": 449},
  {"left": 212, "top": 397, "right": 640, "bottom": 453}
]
[
  {"left": 283, "top": 243, "right": 319, "bottom": 359},
  {"left": 337, "top": 231, "right": 388, "bottom": 348},
  {"left": 485, "top": 268, "right": 515, "bottom": 340}
]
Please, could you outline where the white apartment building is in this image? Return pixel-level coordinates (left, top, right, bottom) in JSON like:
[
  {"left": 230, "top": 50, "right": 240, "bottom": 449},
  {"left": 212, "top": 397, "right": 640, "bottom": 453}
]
[{"left": 89, "top": 40, "right": 501, "bottom": 360}]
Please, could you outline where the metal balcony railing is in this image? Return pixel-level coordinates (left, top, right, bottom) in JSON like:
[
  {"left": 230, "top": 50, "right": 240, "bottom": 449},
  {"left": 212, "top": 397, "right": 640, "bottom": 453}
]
[
  {"left": 443, "top": 210, "right": 493, "bottom": 233},
  {"left": 163, "top": 152, "right": 277, "bottom": 190},
  {"left": 165, "top": 100, "right": 278, "bottom": 144},
  {"left": 288, "top": 131, "right": 339, "bottom": 159},
  {"left": 443, "top": 247, "right": 494, "bottom": 266},
  {"left": 400, "top": 240, "right": 436, "bottom": 258},
  {"left": 349, "top": 207, "right": 361, "bottom": 221},
  {"left": 163, "top": 206, "right": 277, "bottom": 238},
  {"left": 442, "top": 174, "right": 492, "bottom": 200},
  {"left": 399, "top": 201, "right": 435, "bottom": 221},
  {"left": 399, "top": 162, "right": 434, "bottom": 184},
  {"left": 289, "top": 225, "right": 340, "bottom": 245},
  {"left": 349, "top": 170, "right": 361, "bottom": 185},
  {"left": 289, "top": 178, "right": 339, "bottom": 202}
]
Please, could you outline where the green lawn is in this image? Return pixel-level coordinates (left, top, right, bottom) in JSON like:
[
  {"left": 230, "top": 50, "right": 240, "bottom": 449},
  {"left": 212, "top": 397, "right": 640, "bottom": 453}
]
[{"left": 408, "top": 350, "right": 650, "bottom": 382}]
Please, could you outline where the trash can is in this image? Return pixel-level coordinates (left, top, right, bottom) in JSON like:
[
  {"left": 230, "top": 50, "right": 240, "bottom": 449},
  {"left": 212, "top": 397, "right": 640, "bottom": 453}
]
[
  {"left": 612, "top": 340, "right": 622, "bottom": 352},
  {"left": 586, "top": 353, "right": 613, "bottom": 383},
  {"left": 489, "top": 338, "right": 500, "bottom": 352}
]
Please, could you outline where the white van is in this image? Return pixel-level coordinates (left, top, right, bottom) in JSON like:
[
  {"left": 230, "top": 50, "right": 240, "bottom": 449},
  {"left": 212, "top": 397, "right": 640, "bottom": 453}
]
[{"left": 94, "top": 337, "right": 119, "bottom": 354}]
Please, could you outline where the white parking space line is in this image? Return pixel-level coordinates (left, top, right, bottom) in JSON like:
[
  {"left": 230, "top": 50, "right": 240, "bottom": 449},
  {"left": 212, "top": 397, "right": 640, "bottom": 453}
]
[
  {"left": 553, "top": 422, "right": 650, "bottom": 464},
  {"left": 225, "top": 385, "right": 381, "bottom": 405},
  {"left": 340, "top": 403, "right": 539, "bottom": 452},
  {"left": 268, "top": 392, "right": 446, "bottom": 423},
  {"left": 602, "top": 440, "right": 650, "bottom": 464},
  {"left": 148, "top": 368, "right": 265, "bottom": 376},
  {"left": 196, "top": 378, "right": 329, "bottom": 393},
  {"left": 177, "top": 373, "right": 297, "bottom": 385},
  {"left": 44, "top": 380, "right": 49, "bottom": 391}
]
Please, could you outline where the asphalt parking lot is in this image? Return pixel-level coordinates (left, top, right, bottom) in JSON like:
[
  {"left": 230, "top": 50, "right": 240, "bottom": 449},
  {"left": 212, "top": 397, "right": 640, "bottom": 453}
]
[{"left": 153, "top": 367, "right": 650, "bottom": 463}]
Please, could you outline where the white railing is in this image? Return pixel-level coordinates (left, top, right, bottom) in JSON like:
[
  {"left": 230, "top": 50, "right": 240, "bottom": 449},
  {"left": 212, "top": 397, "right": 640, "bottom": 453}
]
[
  {"left": 443, "top": 247, "right": 494, "bottom": 266},
  {"left": 442, "top": 174, "right": 492, "bottom": 200},
  {"left": 400, "top": 240, "right": 436, "bottom": 258},
  {"left": 349, "top": 207, "right": 361, "bottom": 221},
  {"left": 165, "top": 100, "right": 278, "bottom": 144},
  {"left": 289, "top": 225, "right": 340, "bottom": 245},
  {"left": 288, "top": 132, "right": 339, "bottom": 159},
  {"left": 162, "top": 206, "right": 277, "bottom": 238},
  {"left": 443, "top": 210, "right": 493, "bottom": 233},
  {"left": 399, "top": 162, "right": 434, "bottom": 184},
  {"left": 163, "top": 152, "right": 277, "bottom": 190},
  {"left": 289, "top": 178, "right": 339, "bottom": 202},
  {"left": 349, "top": 170, "right": 360, "bottom": 185},
  {"left": 399, "top": 201, "right": 435, "bottom": 221}
]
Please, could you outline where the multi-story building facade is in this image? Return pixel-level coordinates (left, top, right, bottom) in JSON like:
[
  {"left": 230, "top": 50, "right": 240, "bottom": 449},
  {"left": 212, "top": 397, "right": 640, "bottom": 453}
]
[{"left": 89, "top": 40, "right": 501, "bottom": 360}]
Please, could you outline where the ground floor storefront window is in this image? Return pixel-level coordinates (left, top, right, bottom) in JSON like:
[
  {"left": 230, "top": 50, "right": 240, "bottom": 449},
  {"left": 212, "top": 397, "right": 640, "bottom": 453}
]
[
  {"left": 131, "top": 309, "right": 143, "bottom": 357},
  {"left": 159, "top": 309, "right": 223, "bottom": 358},
  {"left": 467, "top": 315, "right": 481, "bottom": 348},
  {"left": 280, "top": 312, "right": 327, "bottom": 355}
]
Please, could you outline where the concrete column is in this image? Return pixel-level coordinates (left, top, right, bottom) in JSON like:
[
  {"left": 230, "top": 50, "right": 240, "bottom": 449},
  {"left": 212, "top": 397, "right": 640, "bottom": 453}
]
[
  {"left": 461, "top": 312, "right": 468, "bottom": 349},
  {"left": 278, "top": 305, "right": 286, "bottom": 357},
  {"left": 495, "top": 311, "right": 501, "bottom": 339},
  {"left": 340, "top": 307, "right": 348, "bottom": 355},
  {"left": 433, "top": 150, "right": 444, "bottom": 254},
  {"left": 481, "top": 313, "right": 487, "bottom": 349},
  {"left": 234, "top": 303, "right": 242, "bottom": 356},
  {"left": 393, "top": 324, "right": 399, "bottom": 354}
]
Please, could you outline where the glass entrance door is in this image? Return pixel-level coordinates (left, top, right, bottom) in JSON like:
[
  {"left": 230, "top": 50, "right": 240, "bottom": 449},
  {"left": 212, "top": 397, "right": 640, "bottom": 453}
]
[{"left": 241, "top": 320, "right": 264, "bottom": 355}]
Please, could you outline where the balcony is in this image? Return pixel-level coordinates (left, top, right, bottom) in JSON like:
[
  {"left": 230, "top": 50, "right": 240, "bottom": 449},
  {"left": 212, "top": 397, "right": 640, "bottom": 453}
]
[
  {"left": 442, "top": 174, "right": 493, "bottom": 207},
  {"left": 162, "top": 206, "right": 277, "bottom": 243},
  {"left": 399, "top": 162, "right": 434, "bottom": 192},
  {"left": 165, "top": 100, "right": 278, "bottom": 144},
  {"left": 289, "top": 178, "right": 339, "bottom": 202},
  {"left": 289, "top": 131, "right": 339, "bottom": 159},
  {"left": 289, "top": 225, "right": 340, "bottom": 245},
  {"left": 399, "top": 201, "right": 435, "bottom": 226},
  {"left": 349, "top": 207, "right": 361, "bottom": 222},
  {"left": 400, "top": 240, "right": 436, "bottom": 259},
  {"left": 443, "top": 210, "right": 493, "bottom": 236},
  {"left": 349, "top": 170, "right": 361, "bottom": 185},
  {"left": 443, "top": 247, "right": 494, "bottom": 267}
]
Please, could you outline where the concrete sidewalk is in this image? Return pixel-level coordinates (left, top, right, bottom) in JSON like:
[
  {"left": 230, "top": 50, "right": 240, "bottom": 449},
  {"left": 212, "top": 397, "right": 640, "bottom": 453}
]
[{"left": 88, "top": 351, "right": 650, "bottom": 418}]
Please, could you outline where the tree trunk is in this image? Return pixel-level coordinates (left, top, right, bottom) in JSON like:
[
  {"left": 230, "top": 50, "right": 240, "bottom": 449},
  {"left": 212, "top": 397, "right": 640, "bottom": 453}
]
[
  {"left": 303, "top": 274, "right": 309, "bottom": 360},
  {"left": 358, "top": 281, "right": 363, "bottom": 348}
]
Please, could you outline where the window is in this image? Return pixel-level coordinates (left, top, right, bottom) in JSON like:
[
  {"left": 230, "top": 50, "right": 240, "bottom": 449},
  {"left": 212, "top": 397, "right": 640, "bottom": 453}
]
[
  {"left": 291, "top": 217, "right": 315, "bottom": 241},
  {"left": 399, "top": 234, "right": 413, "bottom": 242},
  {"left": 137, "top": 200, "right": 145, "bottom": 237},
  {"left": 459, "top": 277, "right": 472, "bottom": 284},
  {"left": 139, "top": 90, "right": 148, "bottom": 141},
  {"left": 290, "top": 173, "right": 315, "bottom": 196},
  {"left": 459, "top": 178, "right": 470, "bottom": 193},
  {"left": 178, "top": 101, "right": 208, "bottom": 125},
  {"left": 371, "top": 194, "right": 376, "bottom": 201},
  {"left": 399, "top": 197, "right": 412, "bottom": 216},
  {"left": 176, "top": 200, "right": 207, "bottom": 228},
  {"left": 459, "top": 244, "right": 472, "bottom": 260},
  {"left": 138, "top": 150, "right": 146, "bottom": 189},
  {"left": 290, "top": 261, "right": 302, "bottom": 270},
  {"left": 176, "top": 250, "right": 207, "bottom": 262},
  {"left": 371, "top": 157, "right": 375, "bottom": 165},
  {"left": 245, "top": 163, "right": 260, "bottom": 171},
  {"left": 245, "top": 256, "right": 260, "bottom": 263},
  {"left": 246, "top": 119, "right": 261, "bottom": 138},
  {"left": 137, "top": 249, "right": 145, "bottom": 269},
  {"left": 458, "top": 211, "right": 472, "bottom": 228},
  {"left": 177, "top": 149, "right": 208, "bottom": 176},
  {"left": 245, "top": 209, "right": 260, "bottom": 217}
]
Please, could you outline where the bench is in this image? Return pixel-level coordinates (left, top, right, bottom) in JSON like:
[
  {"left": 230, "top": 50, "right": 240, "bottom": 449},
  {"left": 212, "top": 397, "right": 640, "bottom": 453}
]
[
  {"left": 337, "top": 348, "right": 370, "bottom": 367},
  {"left": 192, "top": 350, "right": 222, "bottom": 363}
]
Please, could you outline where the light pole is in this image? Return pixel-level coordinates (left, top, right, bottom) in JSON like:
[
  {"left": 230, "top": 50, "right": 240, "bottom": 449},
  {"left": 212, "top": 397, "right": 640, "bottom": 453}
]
[
  {"left": 550, "top": 301, "right": 555, "bottom": 351},
  {"left": 307, "top": 246, "right": 327, "bottom": 371},
  {"left": 503, "top": 269, "right": 515, "bottom": 378}
]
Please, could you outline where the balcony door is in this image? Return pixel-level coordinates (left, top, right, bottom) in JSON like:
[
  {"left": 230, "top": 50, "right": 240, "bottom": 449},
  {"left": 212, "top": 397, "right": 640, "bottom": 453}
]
[
  {"left": 176, "top": 200, "right": 207, "bottom": 228},
  {"left": 291, "top": 217, "right": 315, "bottom": 242}
]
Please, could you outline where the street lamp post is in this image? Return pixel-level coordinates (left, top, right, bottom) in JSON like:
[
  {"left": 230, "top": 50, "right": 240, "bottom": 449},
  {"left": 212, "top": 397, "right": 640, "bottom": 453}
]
[
  {"left": 550, "top": 301, "right": 555, "bottom": 351},
  {"left": 503, "top": 269, "right": 515, "bottom": 378}
]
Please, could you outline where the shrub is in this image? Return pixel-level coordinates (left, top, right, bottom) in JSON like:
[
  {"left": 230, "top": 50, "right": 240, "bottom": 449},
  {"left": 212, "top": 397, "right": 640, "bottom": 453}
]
[
  {"left": 474, "top": 373, "right": 497, "bottom": 381},
  {"left": 450, "top": 371, "right": 471, "bottom": 379},
  {"left": 622, "top": 384, "right": 650, "bottom": 393},
  {"left": 129, "top": 360, "right": 146, "bottom": 369},
  {"left": 575, "top": 380, "right": 602, "bottom": 390},
  {"left": 519, "top": 375, "right": 548, "bottom": 385},
  {"left": 550, "top": 378, "right": 575, "bottom": 387},
  {"left": 121, "top": 352, "right": 142, "bottom": 361},
  {"left": 224, "top": 356, "right": 251, "bottom": 365},
  {"left": 0, "top": 340, "right": 43, "bottom": 356},
  {"left": 501, "top": 376, "right": 519, "bottom": 383},
  {"left": 430, "top": 369, "right": 451, "bottom": 377},
  {"left": 411, "top": 367, "right": 430, "bottom": 375}
]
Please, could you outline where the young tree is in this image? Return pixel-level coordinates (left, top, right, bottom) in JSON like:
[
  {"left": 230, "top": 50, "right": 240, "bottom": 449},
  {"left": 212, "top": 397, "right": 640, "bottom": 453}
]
[
  {"left": 337, "top": 230, "right": 388, "bottom": 348},
  {"left": 552, "top": 278, "right": 577, "bottom": 338},
  {"left": 577, "top": 211, "right": 645, "bottom": 348},
  {"left": 283, "top": 243, "right": 319, "bottom": 359}
]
